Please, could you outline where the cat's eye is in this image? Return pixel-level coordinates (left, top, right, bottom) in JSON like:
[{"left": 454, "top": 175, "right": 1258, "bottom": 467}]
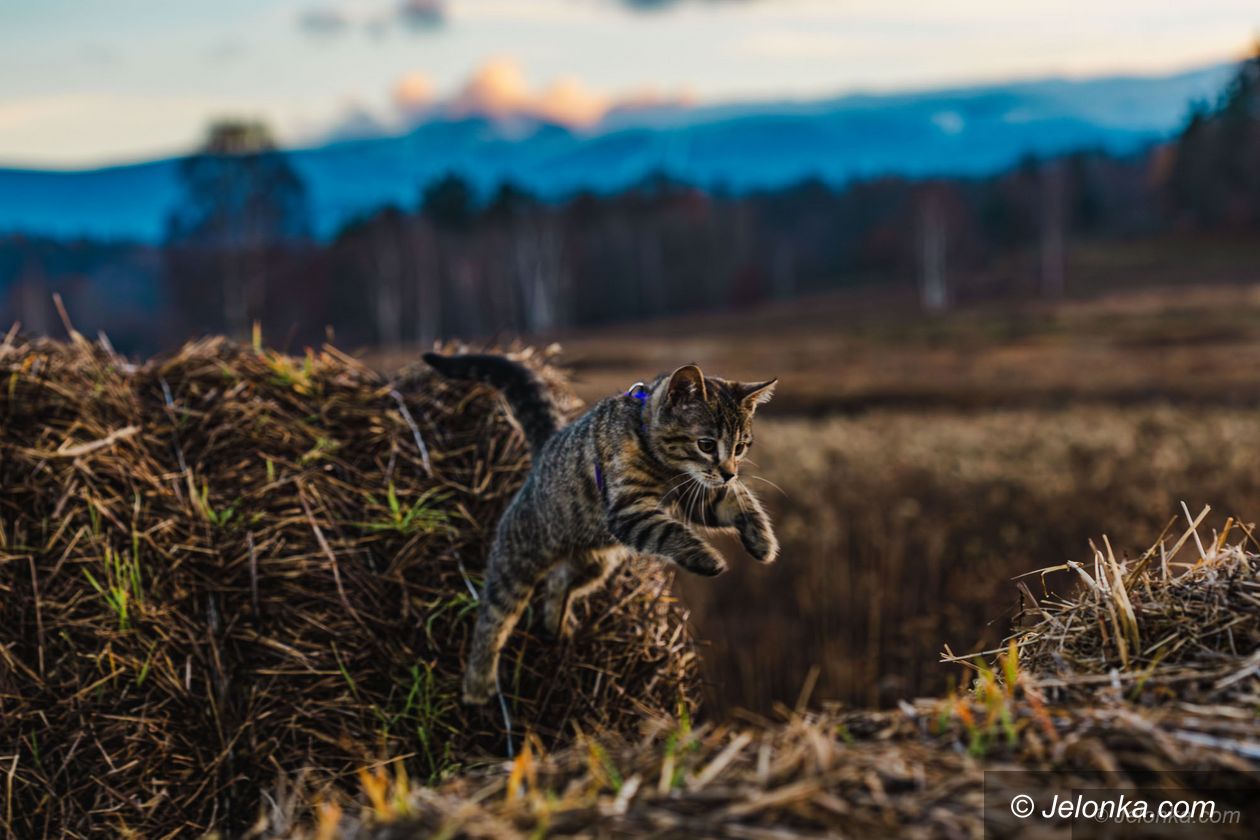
[
  {"left": 735, "top": 441, "right": 749, "bottom": 456},
  {"left": 697, "top": 438, "right": 717, "bottom": 454}
]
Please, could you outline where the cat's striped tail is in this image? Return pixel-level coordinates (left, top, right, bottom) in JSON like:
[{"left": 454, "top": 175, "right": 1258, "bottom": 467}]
[{"left": 423, "top": 352, "right": 560, "bottom": 454}]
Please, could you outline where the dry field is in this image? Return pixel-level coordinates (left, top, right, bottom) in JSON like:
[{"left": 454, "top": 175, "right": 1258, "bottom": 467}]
[
  {"left": 363, "top": 240, "right": 1260, "bottom": 415},
  {"left": 685, "top": 407, "right": 1260, "bottom": 712},
  {"left": 373, "top": 276, "right": 1260, "bottom": 714},
  {"left": 547, "top": 279, "right": 1260, "bottom": 414},
  {"left": 8, "top": 261, "right": 1260, "bottom": 836},
  {"left": 274, "top": 524, "right": 1260, "bottom": 839}
]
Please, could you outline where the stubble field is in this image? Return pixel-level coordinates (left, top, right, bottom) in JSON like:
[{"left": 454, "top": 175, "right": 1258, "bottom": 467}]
[{"left": 485, "top": 272, "right": 1260, "bottom": 713}]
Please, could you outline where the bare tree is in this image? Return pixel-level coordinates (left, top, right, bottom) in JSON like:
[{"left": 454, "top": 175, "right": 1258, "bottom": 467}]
[
  {"left": 512, "top": 215, "right": 568, "bottom": 333},
  {"left": 165, "top": 120, "right": 310, "bottom": 338},
  {"left": 408, "top": 218, "right": 443, "bottom": 349},
  {"left": 368, "top": 211, "right": 406, "bottom": 349},
  {"left": 918, "top": 191, "right": 949, "bottom": 312},
  {"left": 15, "top": 257, "right": 51, "bottom": 336},
  {"left": 770, "top": 240, "right": 796, "bottom": 300},
  {"left": 1040, "top": 159, "right": 1066, "bottom": 299}
]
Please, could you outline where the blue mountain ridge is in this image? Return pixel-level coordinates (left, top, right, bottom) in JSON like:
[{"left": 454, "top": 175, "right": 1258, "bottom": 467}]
[{"left": 0, "top": 63, "right": 1232, "bottom": 242}]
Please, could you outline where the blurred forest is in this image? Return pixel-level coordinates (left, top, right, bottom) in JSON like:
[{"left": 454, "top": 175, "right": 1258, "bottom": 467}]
[{"left": 1, "top": 49, "right": 1258, "bottom": 354}]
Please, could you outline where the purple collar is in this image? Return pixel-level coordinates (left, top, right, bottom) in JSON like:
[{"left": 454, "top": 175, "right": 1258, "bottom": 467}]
[{"left": 596, "top": 382, "right": 651, "bottom": 496}]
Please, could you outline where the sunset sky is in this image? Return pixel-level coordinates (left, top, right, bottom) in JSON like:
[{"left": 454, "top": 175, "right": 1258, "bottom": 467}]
[{"left": 2, "top": 0, "right": 1256, "bottom": 167}]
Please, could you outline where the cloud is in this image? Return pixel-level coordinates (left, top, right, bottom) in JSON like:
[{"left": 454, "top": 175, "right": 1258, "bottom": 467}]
[
  {"left": 615, "top": 0, "right": 750, "bottom": 11},
  {"left": 533, "top": 78, "right": 609, "bottom": 127},
  {"left": 443, "top": 58, "right": 611, "bottom": 127},
  {"left": 397, "top": 0, "right": 446, "bottom": 29},
  {"left": 413, "top": 57, "right": 693, "bottom": 129},
  {"left": 321, "top": 56, "right": 698, "bottom": 142},
  {"left": 300, "top": 0, "right": 739, "bottom": 37},
  {"left": 297, "top": 1, "right": 446, "bottom": 38},
  {"left": 298, "top": 7, "right": 351, "bottom": 35},
  {"left": 392, "top": 71, "right": 438, "bottom": 119},
  {"left": 616, "top": 0, "right": 681, "bottom": 9},
  {"left": 446, "top": 58, "right": 535, "bottom": 120},
  {"left": 606, "top": 86, "right": 699, "bottom": 113}
]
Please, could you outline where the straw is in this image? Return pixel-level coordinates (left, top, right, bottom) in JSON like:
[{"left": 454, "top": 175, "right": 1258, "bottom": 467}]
[{"left": 0, "top": 335, "right": 698, "bottom": 838}]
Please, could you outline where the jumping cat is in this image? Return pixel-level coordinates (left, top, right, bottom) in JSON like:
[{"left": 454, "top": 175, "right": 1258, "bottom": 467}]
[{"left": 423, "top": 352, "right": 779, "bottom": 704}]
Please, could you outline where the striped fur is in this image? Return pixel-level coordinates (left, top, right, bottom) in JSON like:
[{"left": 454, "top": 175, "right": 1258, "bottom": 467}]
[
  {"left": 422, "top": 352, "right": 559, "bottom": 453},
  {"left": 425, "top": 354, "right": 779, "bottom": 705}
]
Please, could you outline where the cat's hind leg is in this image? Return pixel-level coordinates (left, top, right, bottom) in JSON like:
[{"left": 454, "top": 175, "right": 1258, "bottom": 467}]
[
  {"left": 540, "top": 560, "right": 578, "bottom": 639},
  {"left": 463, "top": 542, "right": 546, "bottom": 705},
  {"left": 541, "top": 549, "right": 625, "bottom": 638}
]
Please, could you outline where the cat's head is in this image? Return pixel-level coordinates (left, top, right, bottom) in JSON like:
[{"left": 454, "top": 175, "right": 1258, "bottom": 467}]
[{"left": 650, "top": 364, "right": 777, "bottom": 489}]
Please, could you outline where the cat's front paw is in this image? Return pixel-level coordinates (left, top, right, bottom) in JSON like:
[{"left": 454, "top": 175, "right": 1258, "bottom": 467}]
[
  {"left": 677, "top": 545, "right": 728, "bottom": 577},
  {"left": 462, "top": 667, "right": 496, "bottom": 705},
  {"left": 738, "top": 516, "right": 779, "bottom": 564}
]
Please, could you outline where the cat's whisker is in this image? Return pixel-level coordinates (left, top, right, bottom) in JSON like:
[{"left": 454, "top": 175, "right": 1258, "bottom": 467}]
[
  {"left": 657, "top": 473, "right": 694, "bottom": 511},
  {"left": 746, "top": 474, "right": 789, "bottom": 498},
  {"left": 684, "top": 477, "right": 703, "bottom": 526},
  {"left": 659, "top": 472, "right": 695, "bottom": 501},
  {"left": 689, "top": 478, "right": 707, "bottom": 527},
  {"left": 659, "top": 482, "right": 684, "bottom": 513},
  {"left": 730, "top": 482, "right": 752, "bottom": 517}
]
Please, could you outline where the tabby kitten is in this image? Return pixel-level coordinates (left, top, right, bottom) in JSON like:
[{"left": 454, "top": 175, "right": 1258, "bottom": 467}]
[{"left": 424, "top": 352, "right": 779, "bottom": 705}]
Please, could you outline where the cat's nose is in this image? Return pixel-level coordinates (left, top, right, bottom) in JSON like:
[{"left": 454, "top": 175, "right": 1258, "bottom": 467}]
[{"left": 719, "top": 466, "right": 736, "bottom": 483}]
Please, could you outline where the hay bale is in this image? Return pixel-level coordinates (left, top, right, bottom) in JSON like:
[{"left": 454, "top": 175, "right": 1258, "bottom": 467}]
[
  {"left": 1011, "top": 515, "right": 1260, "bottom": 706},
  {"left": 272, "top": 519, "right": 1260, "bottom": 840},
  {"left": 0, "top": 334, "right": 698, "bottom": 837}
]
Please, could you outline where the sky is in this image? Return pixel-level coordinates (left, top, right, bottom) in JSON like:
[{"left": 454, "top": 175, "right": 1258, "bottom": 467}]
[{"left": 1, "top": 0, "right": 1256, "bottom": 168}]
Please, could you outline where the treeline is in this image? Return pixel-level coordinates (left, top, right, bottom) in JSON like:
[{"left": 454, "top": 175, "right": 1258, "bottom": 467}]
[{"left": 2, "top": 48, "right": 1257, "bottom": 353}]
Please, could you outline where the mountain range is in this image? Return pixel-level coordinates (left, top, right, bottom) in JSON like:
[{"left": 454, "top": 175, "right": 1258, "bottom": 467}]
[{"left": 0, "top": 62, "right": 1232, "bottom": 242}]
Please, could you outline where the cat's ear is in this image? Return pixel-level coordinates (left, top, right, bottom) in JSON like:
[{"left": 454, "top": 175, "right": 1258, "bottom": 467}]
[
  {"left": 737, "top": 378, "right": 777, "bottom": 411},
  {"left": 665, "top": 365, "right": 707, "bottom": 405}
]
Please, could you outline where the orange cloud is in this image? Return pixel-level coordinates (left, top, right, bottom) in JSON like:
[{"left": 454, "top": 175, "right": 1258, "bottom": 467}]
[
  {"left": 534, "top": 77, "right": 609, "bottom": 127},
  {"left": 447, "top": 57, "right": 533, "bottom": 119},
  {"left": 403, "top": 57, "right": 693, "bottom": 129},
  {"left": 392, "top": 71, "right": 437, "bottom": 118},
  {"left": 609, "top": 85, "right": 699, "bottom": 111}
]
